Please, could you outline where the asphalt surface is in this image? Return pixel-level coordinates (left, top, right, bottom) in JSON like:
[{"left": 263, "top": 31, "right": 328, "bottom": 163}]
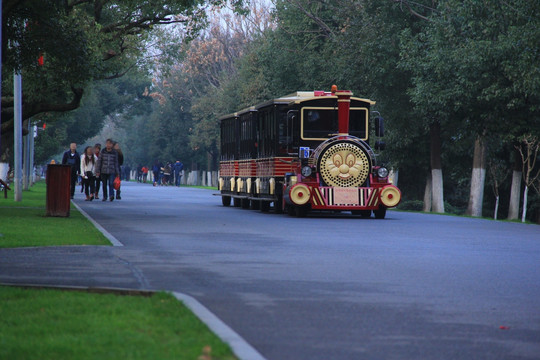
[{"left": 1, "top": 181, "right": 539, "bottom": 359}]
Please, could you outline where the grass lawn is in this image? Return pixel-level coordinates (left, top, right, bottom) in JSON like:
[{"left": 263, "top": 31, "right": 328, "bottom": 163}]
[
  {"left": 0, "top": 286, "right": 237, "bottom": 360},
  {"left": 0, "top": 181, "right": 110, "bottom": 248}
]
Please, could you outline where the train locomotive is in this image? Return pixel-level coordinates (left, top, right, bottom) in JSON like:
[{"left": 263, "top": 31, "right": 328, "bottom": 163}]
[{"left": 218, "top": 85, "right": 401, "bottom": 218}]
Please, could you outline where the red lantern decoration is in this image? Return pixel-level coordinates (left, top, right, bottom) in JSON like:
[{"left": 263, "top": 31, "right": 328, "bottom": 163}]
[{"left": 38, "top": 53, "right": 44, "bottom": 66}]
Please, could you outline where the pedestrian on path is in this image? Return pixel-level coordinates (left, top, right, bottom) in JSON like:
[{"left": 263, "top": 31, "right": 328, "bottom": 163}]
[
  {"left": 142, "top": 165, "right": 149, "bottom": 183},
  {"left": 93, "top": 143, "right": 101, "bottom": 199},
  {"left": 173, "top": 160, "right": 184, "bottom": 186},
  {"left": 162, "top": 162, "right": 172, "bottom": 185},
  {"left": 152, "top": 160, "right": 162, "bottom": 186},
  {"left": 95, "top": 139, "right": 120, "bottom": 202},
  {"left": 61, "top": 143, "right": 80, "bottom": 199},
  {"left": 80, "top": 146, "right": 97, "bottom": 201}
]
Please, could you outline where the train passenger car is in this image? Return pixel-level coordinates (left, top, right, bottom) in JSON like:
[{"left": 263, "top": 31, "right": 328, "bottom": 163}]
[{"left": 218, "top": 85, "right": 401, "bottom": 218}]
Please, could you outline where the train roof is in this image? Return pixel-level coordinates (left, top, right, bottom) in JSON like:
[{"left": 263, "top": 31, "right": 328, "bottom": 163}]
[
  {"left": 275, "top": 91, "right": 375, "bottom": 105},
  {"left": 219, "top": 91, "right": 376, "bottom": 121}
]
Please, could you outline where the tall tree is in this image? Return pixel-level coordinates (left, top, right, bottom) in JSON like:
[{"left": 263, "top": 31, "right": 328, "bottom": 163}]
[
  {"left": 401, "top": 0, "right": 540, "bottom": 216},
  {"left": 1, "top": 0, "right": 242, "bottom": 160}
]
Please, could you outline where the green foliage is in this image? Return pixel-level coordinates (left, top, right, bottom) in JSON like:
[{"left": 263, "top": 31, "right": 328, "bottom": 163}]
[
  {"left": 1, "top": 0, "right": 245, "bottom": 162},
  {"left": 34, "top": 74, "right": 152, "bottom": 164},
  {"left": 397, "top": 200, "right": 424, "bottom": 211}
]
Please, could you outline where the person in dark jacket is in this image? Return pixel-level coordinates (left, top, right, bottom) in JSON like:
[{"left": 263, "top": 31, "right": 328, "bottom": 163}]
[
  {"left": 95, "top": 139, "right": 120, "bottom": 201},
  {"left": 61, "top": 143, "right": 80, "bottom": 199},
  {"left": 152, "top": 160, "right": 162, "bottom": 186},
  {"left": 173, "top": 160, "right": 184, "bottom": 186},
  {"left": 93, "top": 143, "right": 101, "bottom": 199}
]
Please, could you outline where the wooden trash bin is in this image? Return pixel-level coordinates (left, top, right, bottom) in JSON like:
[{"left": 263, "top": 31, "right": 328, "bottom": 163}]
[{"left": 46, "top": 164, "right": 71, "bottom": 217}]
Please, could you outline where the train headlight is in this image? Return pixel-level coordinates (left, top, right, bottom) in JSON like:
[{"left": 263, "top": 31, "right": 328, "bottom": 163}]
[
  {"left": 377, "top": 167, "right": 389, "bottom": 178},
  {"left": 301, "top": 166, "right": 312, "bottom": 177}
]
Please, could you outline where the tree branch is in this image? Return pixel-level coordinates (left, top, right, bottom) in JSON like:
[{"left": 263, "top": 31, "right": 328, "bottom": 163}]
[
  {"left": 393, "top": 0, "right": 432, "bottom": 21},
  {"left": 285, "top": 0, "right": 335, "bottom": 38},
  {"left": 101, "top": 63, "right": 137, "bottom": 80},
  {"left": 1, "top": 87, "right": 84, "bottom": 135}
]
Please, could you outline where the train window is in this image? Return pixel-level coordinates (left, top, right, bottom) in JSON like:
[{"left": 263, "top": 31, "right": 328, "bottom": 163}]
[
  {"left": 349, "top": 108, "right": 368, "bottom": 140},
  {"left": 301, "top": 107, "right": 368, "bottom": 140},
  {"left": 301, "top": 107, "right": 337, "bottom": 140}
]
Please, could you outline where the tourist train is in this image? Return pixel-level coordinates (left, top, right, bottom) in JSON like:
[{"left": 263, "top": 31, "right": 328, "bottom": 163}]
[{"left": 218, "top": 85, "right": 401, "bottom": 218}]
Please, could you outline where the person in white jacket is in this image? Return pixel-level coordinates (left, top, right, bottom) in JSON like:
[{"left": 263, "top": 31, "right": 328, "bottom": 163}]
[{"left": 80, "top": 146, "right": 98, "bottom": 201}]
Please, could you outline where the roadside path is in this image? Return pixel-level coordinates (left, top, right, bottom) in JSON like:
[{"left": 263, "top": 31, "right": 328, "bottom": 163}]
[{"left": 2, "top": 182, "right": 539, "bottom": 360}]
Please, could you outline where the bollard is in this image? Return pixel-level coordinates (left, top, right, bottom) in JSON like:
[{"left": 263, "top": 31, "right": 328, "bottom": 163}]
[{"left": 46, "top": 164, "right": 71, "bottom": 217}]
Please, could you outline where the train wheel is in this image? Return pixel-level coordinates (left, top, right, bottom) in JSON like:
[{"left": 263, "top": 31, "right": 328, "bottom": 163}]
[
  {"left": 374, "top": 207, "right": 387, "bottom": 219},
  {"left": 233, "top": 198, "right": 241, "bottom": 207},
  {"left": 260, "top": 201, "right": 270, "bottom": 212},
  {"left": 296, "top": 206, "right": 308, "bottom": 218},
  {"left": 222, "top": 196, "right": 231, "bottom": 207},
  {"left": 287, "top": 205, "right": 296, "bottom": 216},
  {"left": 274, "top": 197, "right": 284, "bottom": 214},
  {"left": 250, "top": 199, "right": 260, "bottom": 210},
  {"left": 241, "top": 198, "right": 250, "bottom": 209}
]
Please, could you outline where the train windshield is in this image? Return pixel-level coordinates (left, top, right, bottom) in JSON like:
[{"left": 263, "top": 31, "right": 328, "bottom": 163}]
[{"left": 301, "top": 107, "right": 368, "bottom": 140}]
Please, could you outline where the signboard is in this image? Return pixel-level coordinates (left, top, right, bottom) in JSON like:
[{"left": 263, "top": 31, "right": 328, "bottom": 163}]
[{"left": 334, "top": 187, "right": 359, "bottom": 205}]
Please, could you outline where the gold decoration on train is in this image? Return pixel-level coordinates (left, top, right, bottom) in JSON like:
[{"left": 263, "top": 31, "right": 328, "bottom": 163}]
[{"left": 319, "top": 142, "right": 370, "bottom": 187}]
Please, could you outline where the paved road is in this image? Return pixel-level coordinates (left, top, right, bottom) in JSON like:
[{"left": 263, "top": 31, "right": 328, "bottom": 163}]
[{"left": 1, "top": 182, "right": 539, "bottom": 359}]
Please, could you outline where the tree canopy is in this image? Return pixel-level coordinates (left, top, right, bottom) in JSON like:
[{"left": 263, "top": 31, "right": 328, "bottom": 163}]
[
  {"left": 1, "top": 0, "right": 244, "bottom": 160},
  {"left": 14, "top": 0, "right": 540, "bottom": 221}
]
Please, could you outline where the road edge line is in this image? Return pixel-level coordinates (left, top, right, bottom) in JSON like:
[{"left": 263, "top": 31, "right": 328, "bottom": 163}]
[
  {"left": 172, "top": 292, "right": 267, "bottom": 360},
  {"left": 71, "top": 201, "right": 124, "bottom": 247}
]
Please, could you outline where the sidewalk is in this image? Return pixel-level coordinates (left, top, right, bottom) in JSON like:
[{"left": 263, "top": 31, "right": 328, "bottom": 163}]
[{"left": 0, "top": 219, "right": 266, "bottom": 360}]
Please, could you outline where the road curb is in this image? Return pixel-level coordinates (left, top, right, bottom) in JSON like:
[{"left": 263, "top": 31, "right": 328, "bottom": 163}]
[
  {"left": 69, "top": 201, "right": 267, "bottom": 360},
  {"left": 72, "top": 201, "right": 124, "bottom": 246},
  {"left": 173, "top": 292, "right": 267, "bottom": 360}
]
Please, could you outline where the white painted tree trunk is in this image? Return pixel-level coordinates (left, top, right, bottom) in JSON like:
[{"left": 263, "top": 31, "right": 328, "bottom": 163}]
[
  {"left": 423, "top": 175, "right": 432, "bottom": 212},
  {"left": 431, "top": 168, "right": 445, "bottom": 213},
  {"left": 521, "top": 185, "right": 528, "bottom": 223},
  {"left": 389, "top": 169, "right": 399, "bottom": 187},
  {"left": 429, "top": 121, "right": 444, "bottom": 213},
  {"left": 0, "top": 162, "right": 8, "bottom": 182},
  {"left": 494, "top": 195, "right": 499, "bottom": 220},
  {"left": 507, "top": 170, "right": 522, "bottom": 220},
  {"left": 467, "top": 166, "right": 487, "bottom": 217},
  {"left": 466, "top": 138, "right": 487, "bottom": 217}
]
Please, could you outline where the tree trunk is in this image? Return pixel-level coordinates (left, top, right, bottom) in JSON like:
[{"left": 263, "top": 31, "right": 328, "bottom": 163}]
[
  {"left": 430, "top": 121, "right": 445, "bottom": 213},
  {"left": 508, "top": 147, "right": 523, "bottom": 220},
  {"left": 389, "top": 168, "right": 399, "bottom": 187},
  {"left": 466, "top": 137, "right": 487, "bottom": 217},
  {"left": 494, "top": 195, "right": 499, "bottom": 220},
  {"left": 423, "top": 174, "right": 432, "bottom": 212},
  {"left": 521, "top": 185, "right": 528, "bottom": 223},
  {"left": 0, "top": 162, "right": 8, "bottom": 182}
]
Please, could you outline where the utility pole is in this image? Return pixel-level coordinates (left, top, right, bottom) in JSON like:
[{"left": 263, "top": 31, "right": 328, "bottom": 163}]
[
  {"left": 23, "top": 120, "right": 30, "bottom": 190},
  {"left": 14, "top": 71, "right": 23, "bottom": 201},
  {"left": 30, "top": 124, "right": 36, "bottom": 185},
  {"left": 0, "top": 0, "right": 3, "bottom": 160}
]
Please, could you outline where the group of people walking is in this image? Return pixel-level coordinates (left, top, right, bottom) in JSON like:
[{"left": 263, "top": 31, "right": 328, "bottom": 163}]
[
  {"left": 62, "top": 139, "right": 123, "bottom": 201},
  {"left": 151, "top": 160, "right": 184, "bottom": 186}
]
